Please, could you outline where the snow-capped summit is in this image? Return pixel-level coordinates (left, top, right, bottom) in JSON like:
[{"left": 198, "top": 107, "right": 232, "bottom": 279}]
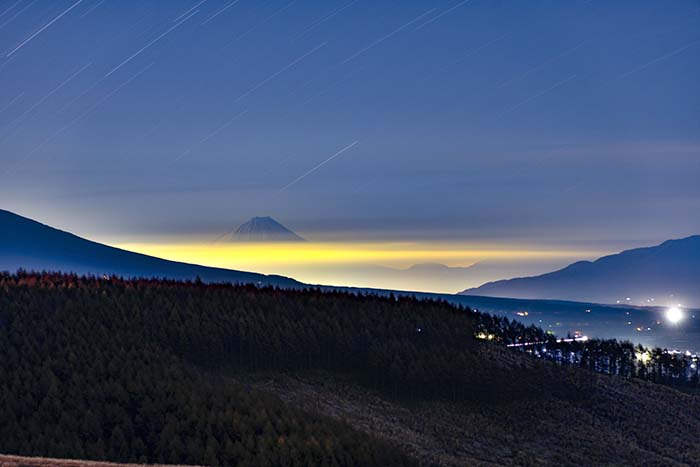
[{"left": 232, "top": 216, "right": 306, "bottom": 242}]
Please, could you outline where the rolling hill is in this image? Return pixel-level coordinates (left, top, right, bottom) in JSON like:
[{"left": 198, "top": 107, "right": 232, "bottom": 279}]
[
  {"left": 0, "top": 209, "right": 300, "bottom": 287},
  {"left": 463, "top": 235, "right": 700, "bottom": 307},
  {"left": 1, "top": 273, "right": 699, "bottom": 466},
  {"left": 0, "top": 454, "right": 202, "bottom": 467}
]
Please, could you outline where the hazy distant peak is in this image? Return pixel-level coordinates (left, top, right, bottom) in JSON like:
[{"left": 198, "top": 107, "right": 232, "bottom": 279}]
[
  {"left": 463, "top": 235, "right": 700, "bottom": 306},
  {"left": 232, "top": 216, "right": 306, "bottom": 242},
  {"left": 406, "top": 262, "right": 452, "bottom": 271}
]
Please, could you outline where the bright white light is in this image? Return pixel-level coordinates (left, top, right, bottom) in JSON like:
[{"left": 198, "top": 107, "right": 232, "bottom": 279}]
[
  {"left": 635, "top": 351, "right": 652, "bottom": 364},
  {"left": 666, "top": 306, "right": 684, "bottom": 324}
]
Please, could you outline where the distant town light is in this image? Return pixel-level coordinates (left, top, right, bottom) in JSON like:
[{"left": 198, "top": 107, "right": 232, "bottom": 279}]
[
  {"left": 636, "top": 351, "right": 652, "bottom": 364},
  {"left": 666, "top": 306, "right": 684, "bottom": 324}
]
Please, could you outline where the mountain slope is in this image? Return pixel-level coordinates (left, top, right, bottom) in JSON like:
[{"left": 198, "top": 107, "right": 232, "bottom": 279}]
[
  {"left": 2, "top": 273, "right": 699, "bottom": 467},
  {"left": 0, "top": 209, "right": 300, "bottom": 287},
  {"left": 463, "top": 235, "right": 700, "bottom": 306},
  {"left": 232, "top": 216, "right": 305, "bottom": 242},
  {"left": 0, "top": 454, "right": 202, "bottom": 467}
]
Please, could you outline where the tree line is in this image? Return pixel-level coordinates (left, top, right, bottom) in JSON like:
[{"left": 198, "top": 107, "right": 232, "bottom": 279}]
[
  {"left": 3, "top": 271, "right": 572, "bottom": 465},
  {"left": 471, "top": 310, "right": 700, "bottom": 390},
  {"left": 0, "top": 271, "right": 690, "bottom": 466},
  {"left": 0, "top": 272, "right": 434, "bottom": 466}
]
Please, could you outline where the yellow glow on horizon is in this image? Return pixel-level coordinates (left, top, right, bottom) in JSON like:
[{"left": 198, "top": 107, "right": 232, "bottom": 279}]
[
  {"left": 115, "top": 240, "right": 599, "bottom": 272},
  {"left": 107, "top": 240, "right": 605, "bottom": 292}
]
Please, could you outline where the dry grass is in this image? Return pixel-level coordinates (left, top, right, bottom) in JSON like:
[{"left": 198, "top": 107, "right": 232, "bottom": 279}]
[
  {"left": 0, "top": 455, "right": 202, "bottom": 467},
  {"left": 235, "top": 367, "right": 700, "bottom": 467}
]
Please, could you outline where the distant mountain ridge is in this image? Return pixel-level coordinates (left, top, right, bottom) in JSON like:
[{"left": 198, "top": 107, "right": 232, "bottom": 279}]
[
  {"left": 345, "top": 259, "right": 570, "bottom": 294},
  {"left": 0, "top": 209, "right": 300, "bottom": 287},
  {"left": 463, "top": 235, "right": 700, "bottom": 307},
  {"left": 232, "top": 216, "right": 305, "bottom": 242}
]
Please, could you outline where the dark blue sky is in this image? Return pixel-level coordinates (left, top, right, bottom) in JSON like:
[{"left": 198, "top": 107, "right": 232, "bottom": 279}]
[{"left": 1, "top": 0, "right": 698, "bottom": 247}]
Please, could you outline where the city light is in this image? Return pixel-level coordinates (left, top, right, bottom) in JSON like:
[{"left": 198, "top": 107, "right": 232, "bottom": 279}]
[
  {"left": 665, "top": 306, "right": 684, "bottom": 324},
  {"left": 477, "top": 332, "right": 495, "bottom": 341},
  {"left": 635, "top": 351, "right": 652, "bottom": 364}
]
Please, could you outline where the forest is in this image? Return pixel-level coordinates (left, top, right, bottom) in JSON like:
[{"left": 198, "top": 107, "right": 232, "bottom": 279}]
[
  {"left": 0, "top": 272, "right": 698, "bottom": 466},
  {"left": 472, "top": 309, "right": 700, "bottom": 390},
  {"left": 0, "top": 272, "right": 430, "bottom": 466}
]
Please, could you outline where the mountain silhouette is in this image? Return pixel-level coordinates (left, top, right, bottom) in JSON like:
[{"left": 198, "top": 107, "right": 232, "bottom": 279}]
[
  {"left": 0, "top": 209, "right": 300, "bottom": 287},
  {"left": 338, "top": 259, "right": 570, "bottom": 294},
  {"left": 462, "top": 235, "right": 700, "bottom": 307},
  {"left": 232, "top": 216, "right": 305, "bottom": 242}
]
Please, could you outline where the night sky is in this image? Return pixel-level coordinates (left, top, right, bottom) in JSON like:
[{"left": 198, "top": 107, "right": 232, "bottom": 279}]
[{"left": 1, "top": 0, "right": 698, "bottom": 289}]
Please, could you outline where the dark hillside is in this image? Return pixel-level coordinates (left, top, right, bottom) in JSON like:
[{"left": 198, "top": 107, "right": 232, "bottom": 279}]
[
  {"left": 0, "top": 209, "right": 299, "bottom": 287},
  {"left": 241, "top": 368, "right": 700, "bottom": 467},
  {"left": 0, "top": 454, "right": 201, "bottom": 467},
  {"left": 0, "top": 273, "right": 698, "bottom": 466}
]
